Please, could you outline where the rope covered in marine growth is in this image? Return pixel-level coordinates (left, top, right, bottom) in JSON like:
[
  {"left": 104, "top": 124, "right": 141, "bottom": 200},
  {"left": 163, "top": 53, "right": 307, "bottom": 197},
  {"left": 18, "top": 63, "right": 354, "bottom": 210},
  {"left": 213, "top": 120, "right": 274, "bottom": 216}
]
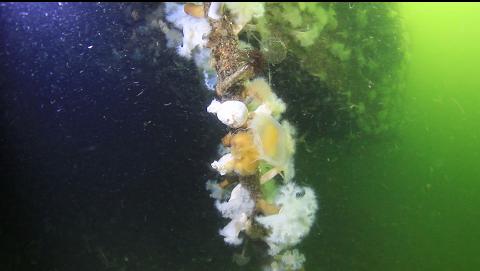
[{"left": 204, "top": 2, "right": 265, "bottom": 202}]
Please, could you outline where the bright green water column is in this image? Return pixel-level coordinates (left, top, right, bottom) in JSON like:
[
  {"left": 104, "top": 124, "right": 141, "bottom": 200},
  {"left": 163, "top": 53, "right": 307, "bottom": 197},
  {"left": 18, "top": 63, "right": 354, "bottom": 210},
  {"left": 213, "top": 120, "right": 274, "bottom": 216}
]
[{"left": 301, "top": 3, "right": 480, "bottom": 270}]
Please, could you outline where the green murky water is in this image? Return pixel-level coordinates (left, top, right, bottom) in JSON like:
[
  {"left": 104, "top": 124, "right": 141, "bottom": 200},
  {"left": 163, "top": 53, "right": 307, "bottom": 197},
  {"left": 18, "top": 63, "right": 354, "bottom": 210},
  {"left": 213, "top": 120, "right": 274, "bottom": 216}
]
[{"left": 300, "top": 3, "right": 480, "bottom": 270}]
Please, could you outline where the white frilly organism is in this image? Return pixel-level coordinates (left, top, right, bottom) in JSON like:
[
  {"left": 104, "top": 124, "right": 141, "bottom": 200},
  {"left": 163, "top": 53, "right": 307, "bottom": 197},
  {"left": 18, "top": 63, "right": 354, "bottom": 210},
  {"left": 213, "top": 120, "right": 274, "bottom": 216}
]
[
  {"left": 211, "top": 153, "right": 234, "bottom": 175},
  {"left": 215, "top": 184, "right": 255, "bottom": 221},
  {"left": 207, "top": 100, "right": 248, "bottom": 128},
  {"left": 219, "top": 213, "right": 249, "bottom": 245},
  {"left": 215, "top": 184, "right": 255, "bottom": 245},
  {"left": 164, "top": 3, "right": 211, "bottom": 59},
  {"left": 161, "top": 3, "right": 216, "bottom": 90},
  {"left": 256, "top": 183, "right": 318, "bottom": 255}
]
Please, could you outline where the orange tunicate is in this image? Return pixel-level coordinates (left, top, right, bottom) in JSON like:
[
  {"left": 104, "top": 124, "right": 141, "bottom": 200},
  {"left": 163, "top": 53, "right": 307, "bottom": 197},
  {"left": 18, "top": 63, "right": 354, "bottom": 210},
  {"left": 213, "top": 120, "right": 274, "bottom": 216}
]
[{"left": 229, "top": 132, "right": 259, "bottom": 176}]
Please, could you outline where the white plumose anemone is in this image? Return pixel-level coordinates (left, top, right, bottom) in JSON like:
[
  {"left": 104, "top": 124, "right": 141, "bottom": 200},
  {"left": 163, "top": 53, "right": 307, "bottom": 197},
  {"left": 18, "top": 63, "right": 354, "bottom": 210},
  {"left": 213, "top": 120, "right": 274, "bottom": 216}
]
[
  {"left": 215, "top": 184, "right": 255, "bottom": 245},
  {"left": 164, "top": 3, "right": 211, "bottom": 59},
  {"left": 256, "top": 183, "right": 318, "bottom": 255}
]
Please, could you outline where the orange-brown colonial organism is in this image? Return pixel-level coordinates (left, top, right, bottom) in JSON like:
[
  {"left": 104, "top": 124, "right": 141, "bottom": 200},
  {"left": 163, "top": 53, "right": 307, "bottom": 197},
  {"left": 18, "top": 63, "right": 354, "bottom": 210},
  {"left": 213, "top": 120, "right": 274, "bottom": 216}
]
[{"left": 223, "top": 131, "right": 259, "bottom": 176}]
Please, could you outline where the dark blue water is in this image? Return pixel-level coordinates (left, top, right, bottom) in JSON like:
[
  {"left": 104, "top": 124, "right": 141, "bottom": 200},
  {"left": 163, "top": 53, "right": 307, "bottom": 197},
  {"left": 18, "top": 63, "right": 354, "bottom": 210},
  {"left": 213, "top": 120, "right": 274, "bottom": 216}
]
[{"left": 0, "top": 3, "right": 236, "bottom": 270}]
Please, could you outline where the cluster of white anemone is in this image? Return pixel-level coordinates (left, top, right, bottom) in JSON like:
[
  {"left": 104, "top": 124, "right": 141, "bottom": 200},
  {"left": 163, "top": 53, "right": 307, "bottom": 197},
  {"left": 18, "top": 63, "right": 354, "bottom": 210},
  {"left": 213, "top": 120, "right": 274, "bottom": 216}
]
[{"left": 206, "top": 85, "right": 317, "bottom": 267}]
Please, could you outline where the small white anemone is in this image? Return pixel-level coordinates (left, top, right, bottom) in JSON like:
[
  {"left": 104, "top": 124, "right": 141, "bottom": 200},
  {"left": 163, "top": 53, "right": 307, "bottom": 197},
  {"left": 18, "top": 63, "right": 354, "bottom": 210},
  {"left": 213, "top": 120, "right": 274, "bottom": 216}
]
[
  {"left": 219, "top": 213, "right": 249, "bottom": 245},
  {"left": 215, "top": 183, "right": 255, "bottom": 219},
  {"left": 215, "top": 184, "right": 255, "bottom": 246},
  {"left": 207, "top": 100, "right": 248, "bottom": 128},
  {"left": 211, "top": 153, "right": 234, "bottom": 175}
]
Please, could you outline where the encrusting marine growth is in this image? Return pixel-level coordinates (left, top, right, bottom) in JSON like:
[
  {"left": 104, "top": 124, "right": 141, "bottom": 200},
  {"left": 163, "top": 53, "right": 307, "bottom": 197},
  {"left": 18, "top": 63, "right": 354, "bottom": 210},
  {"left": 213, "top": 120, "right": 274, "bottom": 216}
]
[{"left": 161, "top": 2, "right": 318, "bottom": 270}]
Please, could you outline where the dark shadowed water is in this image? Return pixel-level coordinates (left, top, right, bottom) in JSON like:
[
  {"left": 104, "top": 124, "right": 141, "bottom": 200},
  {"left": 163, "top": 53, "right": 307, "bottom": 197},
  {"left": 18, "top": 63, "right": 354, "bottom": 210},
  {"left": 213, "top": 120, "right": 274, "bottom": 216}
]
[{"left": 0, "top": 3, "right": 233, "bottom": 270}]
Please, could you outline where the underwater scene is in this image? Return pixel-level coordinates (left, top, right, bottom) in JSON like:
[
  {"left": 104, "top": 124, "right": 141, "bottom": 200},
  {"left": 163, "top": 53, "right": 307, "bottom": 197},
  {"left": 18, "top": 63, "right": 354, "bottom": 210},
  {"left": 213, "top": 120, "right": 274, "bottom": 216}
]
[{"left": 1, "top": 2, "right": 479, "bottom": 271}]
